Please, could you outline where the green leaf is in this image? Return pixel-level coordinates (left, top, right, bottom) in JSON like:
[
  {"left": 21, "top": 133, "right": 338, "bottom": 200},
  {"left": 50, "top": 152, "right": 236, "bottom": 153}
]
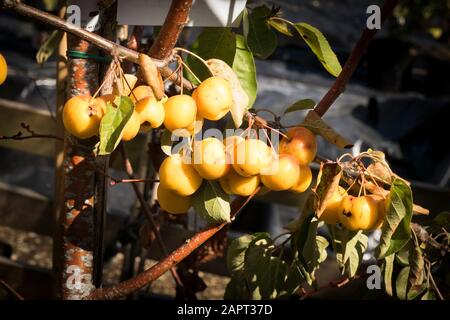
[
  {"left": 333, "top": 228, "right": 368, "bottom": 278},
  {"left": 36, "top": 30, "right": 63, "bottom": 64},
  {"left": 279, "top": 261, "right": 305, "bottom": 298},
  {"left": 293, "top": 22, "right": 342, "bottom": 77},
  {"left": 227, "top": 234, "right": 255, "bottom": 273},
  {"left": 383, "top": 254, "right": 395, "bottom": 296},
  {"left": 268, "top": 18, "right": 293, "bottom": 36},
  {"left": 375, "top": 178, "right": 413, "bottom": 259},
  {"left": 98, "top": 96, "right": 134, "bottom": 155},
  {"left": 395, "top": 240, "right": 411, "bottom": 266},
  {"left": 396, "top": 266, "right": 409, "bottom": 300},
  {"left": 243, "top": 234, "right": 289, "bottom": 299},
  {"left": 283, "top": 99, "right": 316, "bottom": 114},
  {"left": 186, "top": 28, "right": 236, "bottom": 85},
  {"left": 160, "top": 129, "right": 172, "bottom": 156},
  {"left": 232, "top": 35, "right": 257, "bottom": 108},
  {"left": 292, "top": 215, "right": 328, "bottom": 279},
  {"left": 245, "top": 6, "right": 277, "bottom": 59},
  {"left": 193, "top": 180, "right": 231, "bottom": 224},
  {"left": 224, "top": 272, "right": 249, "bottom": 300}
]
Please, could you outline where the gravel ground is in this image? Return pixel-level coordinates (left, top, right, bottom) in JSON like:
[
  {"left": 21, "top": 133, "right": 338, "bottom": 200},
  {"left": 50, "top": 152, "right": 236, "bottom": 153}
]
[{"left": 0, "top": 225, "right": 228, "bottom": 299}]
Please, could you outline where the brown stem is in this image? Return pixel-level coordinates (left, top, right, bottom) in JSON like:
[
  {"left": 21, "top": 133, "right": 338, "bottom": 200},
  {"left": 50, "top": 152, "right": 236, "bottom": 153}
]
[
  {"left": 87, "top": 189, "right": 258, "bottom": 299},
  {"left": 0, "top": 279, "right": 25, "bottom": 300},
  {"left": 149, "top": 0, "right": 194, "bottom": 60},
  {"left": 313, "top": 0, "right": 399, "bottom": 117}
]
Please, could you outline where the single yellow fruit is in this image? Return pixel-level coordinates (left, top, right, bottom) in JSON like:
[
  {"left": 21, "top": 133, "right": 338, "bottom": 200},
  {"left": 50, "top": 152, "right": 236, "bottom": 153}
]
[
  {"left": 159, "top": 154, "right": 203, "bottom": 196},
  {"left": 157, "top": 184, "right": 192, "bottom": 214},
  {"left": 219, "top": 169, "right": 260, "bottom": 196},
  {"left": 192, "top": 137, "right": 230, "bottom": 180},
  {"left": 290, "top": 165, "right": 313, "bottom": 193},
  {"left": 135, "top": 97, "right": 165, "bottom": 129},
  {"left": 63, "top": 95, "right": 103, "bottom": 139},
  {"left": 0, "top": 53, "right": 7, "bottom": 85},
  {"left": 130, "top": 85, "right": 154, "bottom": 103},
  {"left": 279, "top": 127, "right": 317, "bottom": 165},
  {"left": 163, "top": 95, "right": 197, "bottom": 135},
  {"left": 233, "top": 138, "right": 272, "bottom": 177},
  {"left": 319, "top": 186, "right": 347, "bottom": 224},
  {"left": 113, "top": 74, "right": 138, "bottom": 97},
  {"left": 193, "top": 76, "right": 232, "bottom": 121},
  {"left": 340, "top": 195, "right": 379, "bottom": 231},
  {"left": 261, "top": 154, "right": 300, "bottom": 191},
  {"left": 121, "top": 111, "right": 141, "bottom": 141}
]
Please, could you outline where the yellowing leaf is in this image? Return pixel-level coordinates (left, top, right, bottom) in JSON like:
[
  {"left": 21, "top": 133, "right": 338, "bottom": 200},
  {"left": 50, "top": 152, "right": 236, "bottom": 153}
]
[{"left": 304, "top": 110, "right": 353, "bottom": 149}]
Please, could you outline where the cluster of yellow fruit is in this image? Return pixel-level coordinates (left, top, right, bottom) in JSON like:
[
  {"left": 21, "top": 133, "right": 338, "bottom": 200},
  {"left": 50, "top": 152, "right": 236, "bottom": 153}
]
[
  {"left": 157, "top": 126, "right": 318, "bottom": 215},
  {"left": 319, "top": 186, "right": 387, "bottom": 231},
  {"left": 62, "top": 84, "right": 164, "bottom": 140},
  {"left": 0, "top": 53, "right": 7, "bottom": 86},
  {"left": 62, "top": 75, "right": 233, "bottom": 141}
]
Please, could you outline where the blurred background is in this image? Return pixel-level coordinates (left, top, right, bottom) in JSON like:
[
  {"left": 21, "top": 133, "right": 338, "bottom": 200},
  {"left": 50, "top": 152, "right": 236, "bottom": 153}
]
[{"left": 0, "top": 0, "right": 449, "bottom": 299}]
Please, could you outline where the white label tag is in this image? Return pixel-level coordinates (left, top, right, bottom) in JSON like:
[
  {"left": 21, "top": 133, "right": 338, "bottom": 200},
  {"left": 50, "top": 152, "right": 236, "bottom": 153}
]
[{"left": 117, "top": 0, "right": 247, "bottom": 27}]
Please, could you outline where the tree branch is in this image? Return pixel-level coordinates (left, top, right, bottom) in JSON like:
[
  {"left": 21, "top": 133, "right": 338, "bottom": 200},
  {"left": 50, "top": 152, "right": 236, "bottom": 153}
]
[
  {"left": 149, "top": 0, "right": 194, "bottom": 60},
  {"left": 87, "top": 189, "right": 258, "bottom": 299},
  {"left": 313, "top": 0, "right": 399, "bottom": 117},
  {"left": 2, "top": 0, "right": 194, "bottom": 90}
]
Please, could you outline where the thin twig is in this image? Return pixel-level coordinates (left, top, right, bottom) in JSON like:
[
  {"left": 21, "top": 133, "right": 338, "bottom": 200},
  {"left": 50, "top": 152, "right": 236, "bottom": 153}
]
[
  {"left": 110, "top": 178, "right": 160, "bottom": 186},
  {"left": 0, "top": 122, "right": 63, "bottom": 141},
  {"left": 118, "top": 143, "right": 184, "bottom": 291},
  {"left": 0, "top": 279, "right": 25, "bottom": 300}
]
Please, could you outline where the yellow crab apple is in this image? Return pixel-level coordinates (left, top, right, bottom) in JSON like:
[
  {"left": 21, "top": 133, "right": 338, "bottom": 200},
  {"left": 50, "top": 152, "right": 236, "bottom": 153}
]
[
  {"left": 157, "top": 184, "right": 192, "bottom": 214},
  {"left": 232, "top": 138, "right": 272, "bottom": 177},
  {"left": 340, "top": 195, "right": 379, "bottom": 231},
  {"left": 290, "top": 165, "right": 313, "bottom": 193},
  {"left": 219, "top": 168, "right": 260, "bottom": 196},
  {"left": 192, "top": 137, "right": 230, "bottom": 180},
  {"left": 121, "top": 111, "right": 141, "bottom": 141},
  {"left": 135, "top": 96, "right": 165, "bottom": 129},
  {"left": 260, "top": 154, "right": 300, "bottom": 191},
  {"left": 62, "top": 95, "right": 103, "bottom": 139},
  {"left": 279, "top": 127, "right": 317, "bottom": 165},
  {"left": 192, "top": 76, "right": 232, "bottom": 121},
  {"left": 130, "top": 85, "right": 154, "bottom": 103},
  {"left": 159, "top": 154, "right": 203, "bottom": 196},
  {"left": 0, "top": 53, "right": 7, "bottom": 85},
  {"left": 163, "top": 94, "right": 197, "bottom": 134}
]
